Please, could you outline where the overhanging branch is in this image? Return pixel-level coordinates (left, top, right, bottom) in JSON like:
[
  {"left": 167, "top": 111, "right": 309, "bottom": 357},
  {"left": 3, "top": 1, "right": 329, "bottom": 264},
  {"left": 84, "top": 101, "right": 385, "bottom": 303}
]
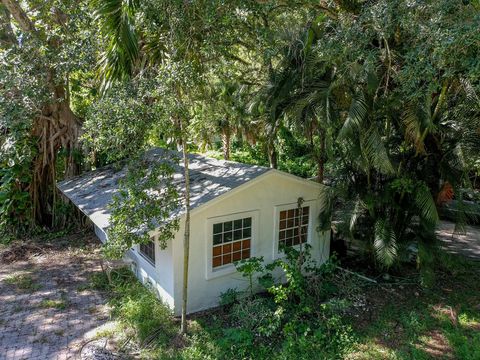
[{"left": 1, "top": 0, "right": 37, "bottom": 35}]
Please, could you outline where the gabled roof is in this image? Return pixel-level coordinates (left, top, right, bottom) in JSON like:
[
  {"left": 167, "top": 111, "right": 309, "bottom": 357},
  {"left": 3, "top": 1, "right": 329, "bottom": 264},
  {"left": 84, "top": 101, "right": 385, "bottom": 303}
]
[{"left": 57, "top": 148, "right": 271, "bottom": 230}]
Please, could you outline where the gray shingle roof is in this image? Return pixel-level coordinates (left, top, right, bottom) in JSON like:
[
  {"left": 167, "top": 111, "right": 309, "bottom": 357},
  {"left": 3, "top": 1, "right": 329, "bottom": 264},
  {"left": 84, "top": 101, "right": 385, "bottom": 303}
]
[{"left": 57, "top": 148, "right": 271, "bottom": 230}]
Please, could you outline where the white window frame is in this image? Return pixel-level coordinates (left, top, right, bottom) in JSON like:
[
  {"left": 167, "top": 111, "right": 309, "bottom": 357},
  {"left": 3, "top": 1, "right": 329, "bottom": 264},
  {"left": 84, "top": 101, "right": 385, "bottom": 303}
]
[
  {"left": 205, "top": 210, "right": 259, "bottom": 280},
  {"left": 138, "top": 235, "right": 156, "bottom": 268},
  {"left": 273, "top": 201, "right": 314, "bottom": 259}
]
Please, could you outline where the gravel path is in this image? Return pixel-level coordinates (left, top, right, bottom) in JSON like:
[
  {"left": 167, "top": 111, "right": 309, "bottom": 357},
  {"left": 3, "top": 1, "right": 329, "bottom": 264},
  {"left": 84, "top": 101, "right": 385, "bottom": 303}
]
[{"left": 0, "top": 233, "right": 116, "bottom": 360}]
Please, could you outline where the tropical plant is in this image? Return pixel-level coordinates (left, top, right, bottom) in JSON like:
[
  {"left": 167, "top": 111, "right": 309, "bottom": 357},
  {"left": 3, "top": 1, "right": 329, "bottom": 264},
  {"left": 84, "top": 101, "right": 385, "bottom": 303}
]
[{"left": 258, "top": 0, "right": 480, "bottom": 280}]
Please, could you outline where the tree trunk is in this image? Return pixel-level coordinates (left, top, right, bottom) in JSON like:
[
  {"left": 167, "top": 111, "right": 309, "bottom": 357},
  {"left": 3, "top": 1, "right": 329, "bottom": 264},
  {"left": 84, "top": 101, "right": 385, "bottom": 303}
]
[
  {"left": 221, "top": 126, "right": 231, "bottom": 160},
  {"left": 0, "top": 5, "right": 16, "bottom": 46},
  {"left": 180, "top": 120, "right": 191, "bottom": 335},
  {"left": 317, "top": 127, "right": 326, "bottom": 183},
  {"left": 31, "top": 89, "right": 82, "bottom": 226},
  {"left": 1, "top": 0, "right": 37, "bottom": 34},
  {"left": 268, "top": 142, "right": 277, "bottom": 169},
  {"left": 2, "top": 0, "right": 82, "bottom": 227}
]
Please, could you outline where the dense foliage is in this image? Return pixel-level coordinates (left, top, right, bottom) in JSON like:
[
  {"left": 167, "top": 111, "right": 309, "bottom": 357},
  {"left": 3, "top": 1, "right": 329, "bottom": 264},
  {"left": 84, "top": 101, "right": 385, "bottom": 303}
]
[
  {"left": 0, "top": 0, "right": 97, "bottom": 234},
  {"left": 1, "top": 0, "right": 479, "bottom": 279}
]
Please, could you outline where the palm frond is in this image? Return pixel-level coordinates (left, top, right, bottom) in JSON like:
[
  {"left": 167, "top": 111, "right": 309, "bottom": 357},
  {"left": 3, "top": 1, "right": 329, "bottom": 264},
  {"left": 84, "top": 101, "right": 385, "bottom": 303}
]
[
  {"left": 338, "top": 93, "right": 368, "bottom": 140},
  {"left": 349, "top": 198, "right": 365, "bottom": 232},
  {"left": 361, "top": 125, "right": 394, "bottom": 175},
  {"left": 94, "top": 0, "right": 140, "bottom": 92},
  {"left": 374, "top": 219, "right": 398, "bottom": 267},
  {"left": 317, "top": 185, "right": 336, "bottom": 231},
  {"left": 414, "top": 184, "right": 439, "bottom": 228},
  {"left": 402, "top": 103, "right": 424, "bottom": 153}
]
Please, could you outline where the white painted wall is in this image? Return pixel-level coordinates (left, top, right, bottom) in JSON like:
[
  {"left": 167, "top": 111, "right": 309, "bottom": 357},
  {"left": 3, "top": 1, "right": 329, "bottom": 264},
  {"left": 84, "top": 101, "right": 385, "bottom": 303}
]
[
  {"left": 171, "top": 171, "right": 330, "bottom": 315},
  {"left": 96, "top": 171, "right": 330, "bottom": 315},
  {"left": 94, "top": 224, "right": 175, "bottom": 309}
]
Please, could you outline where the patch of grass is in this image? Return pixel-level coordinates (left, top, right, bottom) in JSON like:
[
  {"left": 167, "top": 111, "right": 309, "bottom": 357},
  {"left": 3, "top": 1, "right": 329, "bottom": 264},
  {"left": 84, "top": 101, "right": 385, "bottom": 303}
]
[
  {"left": 94, "top": 327, "right": 118, "bottom": 339},
  {"left": 39, "top": 298, "right": 68, "bottom": 310},
  {"left": 4, "top": 273, "right": 41, "bottom": 292},
  {"left": 12, "top": 305, "right": 24, "bottom": 313},
  {"left": 346, "top": 253, "right": 480, "bottom": 359},
  {"left": 76, "top": 283, "right": 90, "bottom": 292},
  {"left": 0, "top": 232, "right": 15, "bottom": 246},
  {"left": 95, "top": 269, "right": 178, "bottom": 346}
]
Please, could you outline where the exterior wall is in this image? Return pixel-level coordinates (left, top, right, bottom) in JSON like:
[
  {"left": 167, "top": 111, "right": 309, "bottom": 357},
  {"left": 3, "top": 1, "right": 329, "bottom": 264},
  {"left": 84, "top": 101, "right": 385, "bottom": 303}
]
[
  {"left": 172, "top": 172, "right": 330, "bottom": 315},
  {"left": 131, "top": 236, "right": 175, "bottom": 310},
  {"left": 93, "top": 225, "right": 175, "bottom": 310}
]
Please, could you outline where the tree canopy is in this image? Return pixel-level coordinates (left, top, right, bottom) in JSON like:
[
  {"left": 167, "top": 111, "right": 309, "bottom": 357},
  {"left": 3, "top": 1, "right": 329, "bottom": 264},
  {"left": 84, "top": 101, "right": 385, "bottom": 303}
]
[{"left": 1, "top": 0, "right": 479, "bottom": 280}]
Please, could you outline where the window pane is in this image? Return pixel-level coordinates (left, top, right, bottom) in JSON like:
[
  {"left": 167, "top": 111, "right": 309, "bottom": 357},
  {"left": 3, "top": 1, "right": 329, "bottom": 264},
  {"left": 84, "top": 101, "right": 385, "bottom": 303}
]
[
  {"left": 234, "top": 229, "right": 242, "bottom": 240},
  {"left": 234, "top": 219, "right": 243, "bottom": 229},
  {"left": 243, "top": 217, "right": 251, "bottom": 227},
  {"left": 223, "top": 254, "right": 232, "bottom": 265},
  {"left": 243, "top": 227, "right": 251, "bottom": 238},
  {"left": 213, "top": 233, "right": 222, "bottom": 245},
  {"left": 224, "top": 231, "right": 233, "bottom": 243},
  {"left": 213, "top": 223, "right": 223, "bottom": 234},
  {"left": 233, "top": 251, "right": 242, "bottom": 261},
  {"left": 224, "top": 221, "right": 233, "bottom": 232},
  {"left": 213, "top": 256, "right": 222, "bottom": 268},
  {"left": 222, "top": 243, "right": 232, "bottom": 253}
]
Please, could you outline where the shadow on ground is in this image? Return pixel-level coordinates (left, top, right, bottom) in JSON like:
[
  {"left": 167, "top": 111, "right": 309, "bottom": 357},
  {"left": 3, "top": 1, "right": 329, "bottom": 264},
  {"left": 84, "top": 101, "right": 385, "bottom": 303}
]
[{"left": 0, "top": 232, "right": 116, "bottom": 360}]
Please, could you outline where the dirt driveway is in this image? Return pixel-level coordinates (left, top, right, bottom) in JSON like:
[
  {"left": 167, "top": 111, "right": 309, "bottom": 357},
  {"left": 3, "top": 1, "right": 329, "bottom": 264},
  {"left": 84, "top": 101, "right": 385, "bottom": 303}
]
[
  {"left": 0, "top": 233, "right": 115, "bottom": 360},
  {"left": 437, "top": 221, "right": 480, "bottom": 261}
]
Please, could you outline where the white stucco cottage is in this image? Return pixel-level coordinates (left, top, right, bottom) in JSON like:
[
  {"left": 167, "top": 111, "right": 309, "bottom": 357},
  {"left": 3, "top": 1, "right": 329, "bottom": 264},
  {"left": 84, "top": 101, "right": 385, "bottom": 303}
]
[{"left": 58, "top": 148, "right": 330, "bottom": 315}]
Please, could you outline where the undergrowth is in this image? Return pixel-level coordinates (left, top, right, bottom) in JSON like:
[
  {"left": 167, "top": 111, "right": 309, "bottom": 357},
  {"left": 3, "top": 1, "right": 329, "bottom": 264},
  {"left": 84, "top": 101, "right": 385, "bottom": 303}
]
[
  {"left": 88, "top": 246, "right": 479, "bottom": 360},
  {"left": 91, "top": 247, "right": 358, "bottom": 359}
]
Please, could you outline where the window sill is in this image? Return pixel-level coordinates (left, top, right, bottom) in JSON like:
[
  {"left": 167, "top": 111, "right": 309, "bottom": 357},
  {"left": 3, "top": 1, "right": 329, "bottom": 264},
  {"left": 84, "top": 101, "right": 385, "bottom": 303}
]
[
  {"left": 139, "top": 252, "right": 156, "bottom": 268},
  {"left": 274, "top": 242, "right": 309, "bottom": 260},
  {"left": 206, "top": 263, "right": 237, "bottom": 280}
]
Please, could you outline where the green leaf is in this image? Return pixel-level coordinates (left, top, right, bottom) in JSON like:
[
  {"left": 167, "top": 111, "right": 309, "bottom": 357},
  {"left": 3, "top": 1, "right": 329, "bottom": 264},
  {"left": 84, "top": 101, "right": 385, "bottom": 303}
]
[{"left": 374, "top": 219, "right": 398, "bottom": 267}]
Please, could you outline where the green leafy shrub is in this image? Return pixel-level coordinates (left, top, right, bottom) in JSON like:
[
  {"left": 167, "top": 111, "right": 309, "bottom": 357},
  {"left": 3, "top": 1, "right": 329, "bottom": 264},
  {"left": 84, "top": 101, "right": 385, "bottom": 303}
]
[
  {"left": 223, "top": 246, "right": 356, "bottom": 359},
  {"left": 219, "top": 288, "right": 239, "bottom": 307},
  {"left": 230, "top": 297, "right": 280, "bottom": 338}
]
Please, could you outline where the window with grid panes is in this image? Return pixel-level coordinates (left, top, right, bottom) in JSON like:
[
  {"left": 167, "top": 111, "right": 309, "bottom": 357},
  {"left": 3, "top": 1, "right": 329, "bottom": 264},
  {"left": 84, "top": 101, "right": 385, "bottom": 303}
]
[
  {"left": 278, "top": 206, "right": 309, "bottom": 248},
  {"left": 212, "top": 217, "right": 251, "bottom": 268},
  {"left": 139, "top": 238, "right": 155, "bottom": 265}
]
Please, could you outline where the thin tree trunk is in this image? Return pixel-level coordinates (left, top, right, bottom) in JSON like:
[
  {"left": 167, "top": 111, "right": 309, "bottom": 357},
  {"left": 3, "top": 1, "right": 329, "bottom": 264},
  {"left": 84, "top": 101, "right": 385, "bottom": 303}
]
[
  {"left": 268, "top": 142, "right": 277, "bottom": 169},
  {"left": 221, "top": 126, "right": 231, "bottom": 160},
  {"left": 317, "top": 127, "right": 326, "bottom": 183},
  {"left": 180, "top": 119, "right": 191, "bottom": 335}
]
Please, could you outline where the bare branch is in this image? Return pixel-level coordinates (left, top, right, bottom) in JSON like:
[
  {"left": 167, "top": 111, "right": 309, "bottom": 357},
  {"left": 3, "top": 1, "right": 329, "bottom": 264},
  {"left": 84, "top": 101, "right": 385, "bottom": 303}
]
[
  {"left": 0, "top": 4, "right": 16, "bottom": 45},
  {"left": 0, "top": 0, "right": 37, "bottom": 34}
]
